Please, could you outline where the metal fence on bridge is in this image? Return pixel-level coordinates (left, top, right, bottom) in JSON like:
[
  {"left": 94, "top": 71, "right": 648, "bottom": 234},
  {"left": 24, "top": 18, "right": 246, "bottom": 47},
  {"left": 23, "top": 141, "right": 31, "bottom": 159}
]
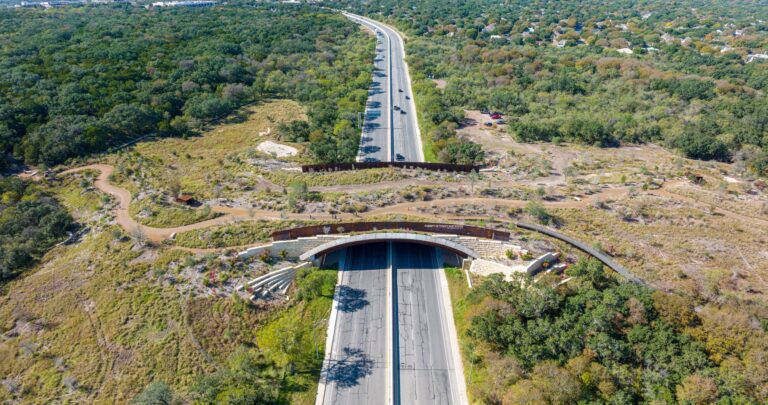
[
  {"left": 271, "top": 221, "right": 510, "bottom": 241},
  {"left": 301, "top": 162, "right": 481, "bottom": 173}
]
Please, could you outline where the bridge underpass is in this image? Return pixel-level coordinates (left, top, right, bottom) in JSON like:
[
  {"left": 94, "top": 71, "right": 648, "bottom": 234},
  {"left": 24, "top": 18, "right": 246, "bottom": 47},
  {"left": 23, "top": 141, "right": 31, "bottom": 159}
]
[{"left": 316, "top": 241, "right": 468, "bottom": 405}]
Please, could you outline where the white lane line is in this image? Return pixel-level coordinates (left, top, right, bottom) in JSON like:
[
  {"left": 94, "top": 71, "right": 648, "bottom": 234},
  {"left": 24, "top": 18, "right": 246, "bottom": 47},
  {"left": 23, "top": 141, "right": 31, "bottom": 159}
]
[
  {"left": 436, "top": 251, "right": 469, "bottom": 405},
  {"left": 314, "top": 252, "right": 347, "bottom": 405},
  {"left": 346, "top": 13, "right": 399, "bottom": 162},
  {"left": 387, "top": 241, "right": 397, "bottom": 405},
  {"left": 368, "top": 19, "right": 423, "bottom": 162}
]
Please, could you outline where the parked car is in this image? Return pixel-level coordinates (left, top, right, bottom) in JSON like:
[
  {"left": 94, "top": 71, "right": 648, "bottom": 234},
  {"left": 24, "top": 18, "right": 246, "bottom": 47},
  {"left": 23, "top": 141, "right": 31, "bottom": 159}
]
[
  {"left": 496, "top": 119, "right": 506, "bottom": 125},
  {"left": 480, "top": 108, "right": 490, "bottom": 114},
  {"left": 484, "top": 121, "right": 493, "bottom": 127},
  {"left": 490, "top": 113, "right": 502, "bottom": 119}
]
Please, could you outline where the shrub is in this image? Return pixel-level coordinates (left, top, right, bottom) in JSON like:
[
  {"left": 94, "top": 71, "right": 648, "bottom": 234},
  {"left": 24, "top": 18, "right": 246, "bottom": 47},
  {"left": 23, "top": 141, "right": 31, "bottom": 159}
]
[
  {"left": 525, "top": 201, "right": 553, "bottom": 225},
  {"left": 673, "top": 131, "right": 731, "bottom": 162}
]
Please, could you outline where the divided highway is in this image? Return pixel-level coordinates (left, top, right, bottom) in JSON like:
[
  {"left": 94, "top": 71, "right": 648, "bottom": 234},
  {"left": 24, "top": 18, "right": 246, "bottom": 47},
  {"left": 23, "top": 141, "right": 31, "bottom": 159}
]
[
  {"left": 317, "top": 243, "right": 467, "bottom": 405},
  {"left": 317, "top": 244, "right": 390, "bottom": 405},
  {"left": 396, "top": 243, "right": 466, "bottom": 404},
  {"left": 345, "top": 12, "right": 424, "bottom": 163}
]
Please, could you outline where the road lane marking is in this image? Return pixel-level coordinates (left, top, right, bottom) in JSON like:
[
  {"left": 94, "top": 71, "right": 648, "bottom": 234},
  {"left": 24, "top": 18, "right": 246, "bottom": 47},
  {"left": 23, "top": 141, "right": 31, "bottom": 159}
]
[{"left": 315, "top": 250, "right": 347, "bottom": 405}]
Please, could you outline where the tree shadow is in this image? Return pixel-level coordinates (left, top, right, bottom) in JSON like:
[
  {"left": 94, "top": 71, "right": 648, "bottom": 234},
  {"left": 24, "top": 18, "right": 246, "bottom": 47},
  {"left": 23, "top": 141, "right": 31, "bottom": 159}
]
[
  {"left": 361, "top": 145, "right": 381, "bottom": 154},
  {"left": 322, "top": 347, "right": 375, "bottom": 388},
  {"left": 335, "top": 285, "right": 369, "bottom": 313},
  {"left": 459, "top": 117, "right": 477, "bottom": 128}
]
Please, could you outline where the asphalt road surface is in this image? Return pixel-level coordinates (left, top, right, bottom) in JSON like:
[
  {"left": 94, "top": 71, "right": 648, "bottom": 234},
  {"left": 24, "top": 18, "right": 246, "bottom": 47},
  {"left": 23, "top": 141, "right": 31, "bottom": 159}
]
[
  {"left": 346, "top": 13, "right": 423, "bottom": 162},
  {"left": 395, "top": 243, "right": 463, "bottom": 404},
  {"left": 318, "top": 243, "right": 389, "bottom": 405}
]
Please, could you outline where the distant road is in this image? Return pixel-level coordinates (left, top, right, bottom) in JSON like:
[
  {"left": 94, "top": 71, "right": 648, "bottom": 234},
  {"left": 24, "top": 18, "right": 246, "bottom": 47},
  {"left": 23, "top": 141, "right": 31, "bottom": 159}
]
[{"left": 345, "top": 12, "right": 424, "bottom": 163}]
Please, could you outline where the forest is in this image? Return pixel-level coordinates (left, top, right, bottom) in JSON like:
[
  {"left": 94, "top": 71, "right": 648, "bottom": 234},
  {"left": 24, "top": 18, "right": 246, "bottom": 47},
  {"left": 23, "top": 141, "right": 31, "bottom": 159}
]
[
  {"left": 0, "top": 177, "right": 72, "bottom": 283},
  {"left": 0, "top": 4, "right": 373, "bottom": 169},
  {"left": 460, "top": 259, "right": 768, "bottom": 403},
  {"left": 330, "top": 0, "right": 768, "bottom": 174}
]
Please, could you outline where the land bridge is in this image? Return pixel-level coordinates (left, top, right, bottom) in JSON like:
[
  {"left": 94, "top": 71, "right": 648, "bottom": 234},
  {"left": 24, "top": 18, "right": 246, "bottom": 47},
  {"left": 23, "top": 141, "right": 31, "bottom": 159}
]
[{"left": 238, "top": 222, "right": 524, "bottom": 263}]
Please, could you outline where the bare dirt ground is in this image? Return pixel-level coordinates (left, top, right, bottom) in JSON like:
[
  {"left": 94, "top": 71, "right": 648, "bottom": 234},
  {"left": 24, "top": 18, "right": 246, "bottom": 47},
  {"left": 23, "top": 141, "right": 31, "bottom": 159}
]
[
  {"left": 256, "top": 140, "right": 298, "bottom": 158},
  {"left": 48, "top": 102, "right": 768, "bottom": 303},
  {"left": 61, "top": 164, "right": 768, "bottom": 239}
]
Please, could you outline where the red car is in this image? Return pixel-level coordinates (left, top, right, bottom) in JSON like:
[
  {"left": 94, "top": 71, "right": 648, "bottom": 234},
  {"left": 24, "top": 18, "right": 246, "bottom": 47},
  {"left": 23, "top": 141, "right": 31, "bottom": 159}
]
[{"left": 490, "top": 113, "right": 502, "bottom": 119}]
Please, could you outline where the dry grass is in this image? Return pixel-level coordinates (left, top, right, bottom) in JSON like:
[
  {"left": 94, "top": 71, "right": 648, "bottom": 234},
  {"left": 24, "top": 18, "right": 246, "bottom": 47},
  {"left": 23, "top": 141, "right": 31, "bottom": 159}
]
[
  {"left": 551, "top": 198, "right": 768, "bottom": 301},
  {"left": 0, "top": 229, "right": 293, "bottom": 403},
  {"left": 108, "top": 100, "right": 306, "bottom": 200},
  {"left": 264, "top": 168, "right": 406, "bottom": 187},
  {"left": 0, "top": 232, "right": 200, "bottom": 403}
]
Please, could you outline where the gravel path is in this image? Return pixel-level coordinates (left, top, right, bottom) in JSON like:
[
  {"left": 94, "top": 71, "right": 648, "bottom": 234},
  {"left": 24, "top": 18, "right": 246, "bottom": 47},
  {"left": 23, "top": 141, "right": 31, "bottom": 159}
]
[{"left": 61, "top": 164, "right": 768, "bottom": 245}]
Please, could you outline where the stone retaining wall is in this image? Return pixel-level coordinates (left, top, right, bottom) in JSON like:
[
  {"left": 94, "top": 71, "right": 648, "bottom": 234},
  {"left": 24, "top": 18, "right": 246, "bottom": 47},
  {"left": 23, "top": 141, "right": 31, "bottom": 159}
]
[{"left": 237, "top": 234, "right": 527, "bottom": 260}]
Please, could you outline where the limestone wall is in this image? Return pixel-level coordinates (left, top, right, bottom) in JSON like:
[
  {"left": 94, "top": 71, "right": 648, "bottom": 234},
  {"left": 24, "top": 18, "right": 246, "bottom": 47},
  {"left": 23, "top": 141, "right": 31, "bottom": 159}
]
[{"left": 237, "top": 233, "right": 527, "bottom": 261}]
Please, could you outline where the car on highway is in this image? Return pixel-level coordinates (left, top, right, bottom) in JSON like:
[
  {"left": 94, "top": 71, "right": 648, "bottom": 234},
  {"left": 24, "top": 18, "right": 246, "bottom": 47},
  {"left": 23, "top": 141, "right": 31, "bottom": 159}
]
[
  {"left": 400, "top": 109, "right": 406, "bottom": 114},
  {"left": 396, "top": 153, "right": 405, "bottom": 161},
  {"left": 394, "top": 105, "right": 400, "bottom": 111},
  {"left": 398, "top": 88, "right": 403, "bottom": 92},
  {"left": 405, "top": 95, "right": 410, "bottom": 99}
]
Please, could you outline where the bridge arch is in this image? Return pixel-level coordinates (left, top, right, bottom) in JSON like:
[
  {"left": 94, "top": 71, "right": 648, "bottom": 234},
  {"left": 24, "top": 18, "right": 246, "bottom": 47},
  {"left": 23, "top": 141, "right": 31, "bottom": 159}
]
[{"left": 298, "top": 232, "right": 479, "bottom": 261}]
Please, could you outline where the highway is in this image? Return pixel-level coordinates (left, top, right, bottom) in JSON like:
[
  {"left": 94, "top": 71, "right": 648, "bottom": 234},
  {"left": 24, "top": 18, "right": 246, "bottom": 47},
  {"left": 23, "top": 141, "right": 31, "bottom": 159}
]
[
  {"left": 317, "top": 243, "right": 389, "bottom": 405},
  {"left": 317, "top": 242, "right": 467, "bottom": 405},
  {"left": 345, "top": 12, "right": 424, "bottom": 163},
  {"left": 395, "top": 243, "right": 466, "bottom": 405}
]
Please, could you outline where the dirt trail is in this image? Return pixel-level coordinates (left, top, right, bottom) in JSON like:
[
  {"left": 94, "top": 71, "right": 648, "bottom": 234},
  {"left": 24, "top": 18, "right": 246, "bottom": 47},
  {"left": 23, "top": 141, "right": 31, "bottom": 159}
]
[{"left": 61, "top": 165, "right": 768, "bottom": 245}]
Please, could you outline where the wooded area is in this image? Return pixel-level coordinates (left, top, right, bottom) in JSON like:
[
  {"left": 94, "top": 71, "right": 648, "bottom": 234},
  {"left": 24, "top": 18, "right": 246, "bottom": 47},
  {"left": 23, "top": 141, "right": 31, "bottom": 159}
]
[
  {"left": 0, "top": 4, "right": 373, "bottom": 169},
  {"left": 331, "top": 0, "right": 768, "bottom": 174},
  {"left": 457, "top": 259, "right": 768, "bottom": 403},
  {"left": 0, "top": 177, "right": 72, "bottom": 283}
]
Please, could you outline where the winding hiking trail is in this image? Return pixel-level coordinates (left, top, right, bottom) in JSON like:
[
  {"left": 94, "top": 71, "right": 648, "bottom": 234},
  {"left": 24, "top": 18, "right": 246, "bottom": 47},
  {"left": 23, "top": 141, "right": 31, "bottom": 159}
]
[{"left": 61, "top": 164, "right": 768, "bottom": 246}]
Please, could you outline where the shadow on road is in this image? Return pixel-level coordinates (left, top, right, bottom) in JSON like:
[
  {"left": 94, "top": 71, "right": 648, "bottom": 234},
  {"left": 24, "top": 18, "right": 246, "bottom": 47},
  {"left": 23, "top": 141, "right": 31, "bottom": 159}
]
[
  {"left": 335, "top": 285, "right": 369, "bottom": 313},
  {"left": 322, "top": 347, "right": 375, "bottom": 388},
  {"left": 361, "top": 145, "right": 381, "bottom": 154}
]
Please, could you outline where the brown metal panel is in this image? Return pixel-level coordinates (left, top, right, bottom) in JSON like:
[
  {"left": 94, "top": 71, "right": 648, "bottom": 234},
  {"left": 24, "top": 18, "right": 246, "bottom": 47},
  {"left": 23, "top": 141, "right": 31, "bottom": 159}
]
[
  {"left": 271, "top": 221, "right": 509, "bottom": 241},
  {"left": 300, "top": 162, "right": 481, "bottom": 173}
]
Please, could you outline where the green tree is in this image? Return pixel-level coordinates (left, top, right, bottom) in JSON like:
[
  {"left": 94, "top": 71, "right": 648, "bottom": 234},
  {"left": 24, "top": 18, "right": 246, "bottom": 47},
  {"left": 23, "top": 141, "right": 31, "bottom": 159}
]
[{"left": 194, "top": 349, "right": 280, "bottom": 404}]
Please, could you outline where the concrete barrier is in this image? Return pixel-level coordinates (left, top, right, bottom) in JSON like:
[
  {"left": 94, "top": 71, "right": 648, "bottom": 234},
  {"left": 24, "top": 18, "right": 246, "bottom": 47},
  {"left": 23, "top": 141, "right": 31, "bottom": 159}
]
[{"left": 516, "top": 222, "right": 646, "bottom": 285}]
